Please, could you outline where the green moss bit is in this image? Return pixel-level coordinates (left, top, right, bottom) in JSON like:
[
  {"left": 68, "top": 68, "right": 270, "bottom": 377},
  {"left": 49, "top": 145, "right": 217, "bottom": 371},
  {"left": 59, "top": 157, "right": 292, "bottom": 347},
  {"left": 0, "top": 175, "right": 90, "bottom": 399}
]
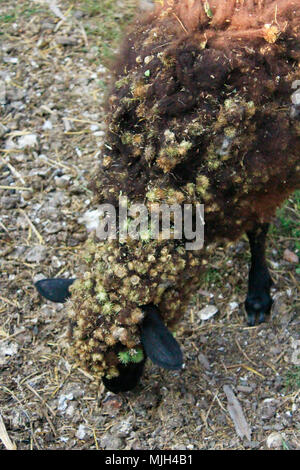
[
  {"left": 187, "top": 120, "right": 205, "bottom": 136},
  {"left": 205, "top": 142, "right": 223, "bottom": 171},
  {"left": 196, "top": 174, "right": 210, "bottom": 196},
  {"left": 157, "top": 140, "right": 192, "bottom": 172},
  {"left": 157, "top": 51, "right": 176, "bottom": 69},
  {"left": 118, "top": 348, "right": 144, "bottom": 364},
  {"left": 102, "top": 302, "right": 114, "bottom": 315},
  {"left": 115, "top": 76, "right": 130, "bottom": 89},
  {"left": 106, "top": 367, "right": 120, "bottom": 380},
  {"left": 140, "top": 228, "right": 153, "bottom": 242},
  {"left": 204, "top": 1, "right": 213, "bottom": 19},
  {"left": 96, "top": 286, "right": 107, "bottom": 303}
]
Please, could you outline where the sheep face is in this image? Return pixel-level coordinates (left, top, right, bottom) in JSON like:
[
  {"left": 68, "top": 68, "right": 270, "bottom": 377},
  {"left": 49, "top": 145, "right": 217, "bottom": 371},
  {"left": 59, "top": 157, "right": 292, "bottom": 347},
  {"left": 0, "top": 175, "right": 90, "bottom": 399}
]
[{"left": 35, "top": 279, "right": 183, "bottom": 392}]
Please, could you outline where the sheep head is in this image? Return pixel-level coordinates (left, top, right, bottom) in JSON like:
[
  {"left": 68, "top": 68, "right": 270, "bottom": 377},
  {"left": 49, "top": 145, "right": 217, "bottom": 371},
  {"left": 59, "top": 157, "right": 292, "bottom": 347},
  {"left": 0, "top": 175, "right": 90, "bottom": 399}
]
[{"left": 35, "top": 278, "right": 183, "bottom": 393}]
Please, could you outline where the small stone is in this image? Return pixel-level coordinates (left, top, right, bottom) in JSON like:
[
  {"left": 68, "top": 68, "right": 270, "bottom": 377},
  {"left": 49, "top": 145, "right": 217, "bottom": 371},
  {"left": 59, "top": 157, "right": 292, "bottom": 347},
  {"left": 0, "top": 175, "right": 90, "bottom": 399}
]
[
  {"left": 3, "top": 56, "right": 18, "bottom": 64},
  {"left": 62, "top": 118, "right": 72, "bottom": 132},
  {"left": 102, "top": 395, "right": 123, "bottom": 416},
  {"left": 10, "top": 101, "right": 25, "bottom": 111},
  {"left": 44, "top": 222, "right": 63, "bottom": 234},
  {"left": 1, "top": 195, "right": 19, "bottom": 209},
  {"left": 266, "top": 432, "right": 283, "bottom": 449},
  {"left": 198, "top": 305, "right": 218, "bottom": 321},
  {"left": 99, "top": 433, "right": 125, "bottom": 450},
  {"left": 283, "top": 249, "right": 299, "bottom": 264},
  {"left": 291, "top": 89, "right": 300, "bottom": 106},
  {"left": 259, "top": 398, "right": 278, "bottom": 420},
  {"left": 56, "top": 36, "right": 78, "bottom": 46},
  {"left": 79, "top": 208, "right": 103, "bottom": 235},
  {"left": 18, "top": 134, "right": 38, "bottom": 148},
  {"left": 292, "top": 79, "right": 300, "bottom": 90},
  {"left": 0, "top": 341, "right": 18, "bottom": 365},
  {"left": 42, "top": 120, "right": 53, "bottom": 130},
  {"left": 94, "top": 131, "right": 106, "bottom": 139},
  {"left": 198, "top": 353, "right": 210, "bottom": 369},
  {"left": 51, "top": 256, "right": 64, "bottom": 269},
  {"left": 229, "top": 301, "right": 239, "bottom": 311},
  {"left": 236, "top": 385, "right": 253, "bottom": 393},
  {"left": 54, "top": 175, "right": 71, "bottom": 188},
  {"left": 22, "top": 191, "right": 33, "bottom": 201},
  {"left": 291, "top": 348, "right": 300, "bottom": 366},
  {"left": 109, "top": 417, "right": 133, "bottom": 437},
  {"left": 25, "top": 245, "right": 47, "bottom": 263},
  {"left": 58, "top": 392, "right": 74, "bottom": 412},
  {"left": 75, "top": 424, "right": 89, "bottom": 440}
]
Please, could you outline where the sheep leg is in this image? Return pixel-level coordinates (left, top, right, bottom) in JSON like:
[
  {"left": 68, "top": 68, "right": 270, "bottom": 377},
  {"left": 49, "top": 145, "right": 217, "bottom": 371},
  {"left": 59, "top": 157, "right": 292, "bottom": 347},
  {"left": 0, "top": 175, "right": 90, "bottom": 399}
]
[{"left": 245, "top": 222, "right": 273, "bottom": 326}]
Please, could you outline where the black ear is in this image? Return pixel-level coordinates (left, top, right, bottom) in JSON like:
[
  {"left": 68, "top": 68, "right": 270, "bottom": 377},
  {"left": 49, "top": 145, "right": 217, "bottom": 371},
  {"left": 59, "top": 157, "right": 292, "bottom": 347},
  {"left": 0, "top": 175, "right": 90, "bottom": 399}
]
[
  {"left": 141, "top": 305, "right": 183, "bottom": 370},
  {"left": 35, "top": 278, "right": 75, "bottom": 303}
]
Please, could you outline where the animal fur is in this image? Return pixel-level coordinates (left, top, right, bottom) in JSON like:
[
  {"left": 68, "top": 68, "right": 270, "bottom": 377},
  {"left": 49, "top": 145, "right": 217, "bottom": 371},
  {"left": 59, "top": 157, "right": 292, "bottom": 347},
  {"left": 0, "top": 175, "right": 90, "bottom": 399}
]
[{"left": 68, "top": 0, "right": 300, "bottom": 379}]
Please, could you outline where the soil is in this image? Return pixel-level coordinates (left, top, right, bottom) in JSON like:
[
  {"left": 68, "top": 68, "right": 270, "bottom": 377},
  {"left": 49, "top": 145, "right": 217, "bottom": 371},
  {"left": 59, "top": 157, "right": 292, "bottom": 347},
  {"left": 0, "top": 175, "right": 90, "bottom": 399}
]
[{"left": 0, "top": 0, "right": 299, "bottom": 450}]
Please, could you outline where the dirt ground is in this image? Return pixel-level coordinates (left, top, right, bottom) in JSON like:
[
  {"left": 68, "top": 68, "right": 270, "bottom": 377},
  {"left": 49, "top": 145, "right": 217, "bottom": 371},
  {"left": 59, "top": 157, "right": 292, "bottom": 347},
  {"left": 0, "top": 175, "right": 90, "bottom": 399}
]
[{"left": 0, "top": 0, "right": 299, "bottom": 450}]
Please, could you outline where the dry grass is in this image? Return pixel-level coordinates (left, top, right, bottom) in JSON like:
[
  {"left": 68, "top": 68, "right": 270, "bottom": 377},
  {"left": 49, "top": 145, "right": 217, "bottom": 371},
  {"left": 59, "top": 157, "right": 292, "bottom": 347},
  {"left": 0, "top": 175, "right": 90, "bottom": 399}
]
[{"left": 0, "top": 0, "right": 299, "bottom": 450}]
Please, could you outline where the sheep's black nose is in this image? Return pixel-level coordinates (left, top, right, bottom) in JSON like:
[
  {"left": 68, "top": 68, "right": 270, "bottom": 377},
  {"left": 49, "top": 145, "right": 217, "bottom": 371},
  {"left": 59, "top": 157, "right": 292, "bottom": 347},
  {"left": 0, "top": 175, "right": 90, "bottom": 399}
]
[{"left": 102, "top": 359, "right": 146, "bottom": 393}]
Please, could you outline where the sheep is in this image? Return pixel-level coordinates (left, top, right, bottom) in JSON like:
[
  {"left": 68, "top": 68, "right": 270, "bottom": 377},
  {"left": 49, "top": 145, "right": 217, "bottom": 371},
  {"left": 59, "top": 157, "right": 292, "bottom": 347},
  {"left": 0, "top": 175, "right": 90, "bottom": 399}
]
[{"left": 35, "top": 0, "right": 300, "bottom": 393}]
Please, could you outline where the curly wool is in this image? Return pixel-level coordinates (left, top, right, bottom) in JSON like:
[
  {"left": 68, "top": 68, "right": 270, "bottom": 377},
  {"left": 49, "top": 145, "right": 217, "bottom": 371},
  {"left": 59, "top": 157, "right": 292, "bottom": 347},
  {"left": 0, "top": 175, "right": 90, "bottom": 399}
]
[
  {"left": 69, "top": 237, "right": 203, "bottom": 378},
  {"left": 68, "top": 0, "right": 300, "bottom": 378}
]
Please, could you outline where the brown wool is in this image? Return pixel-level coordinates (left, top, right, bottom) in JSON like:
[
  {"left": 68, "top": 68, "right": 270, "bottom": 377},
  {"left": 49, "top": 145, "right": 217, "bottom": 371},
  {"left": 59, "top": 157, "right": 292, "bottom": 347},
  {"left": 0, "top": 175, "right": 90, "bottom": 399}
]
[{"left": 69, "top": 0, "right": 300, "bottom": 378}]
